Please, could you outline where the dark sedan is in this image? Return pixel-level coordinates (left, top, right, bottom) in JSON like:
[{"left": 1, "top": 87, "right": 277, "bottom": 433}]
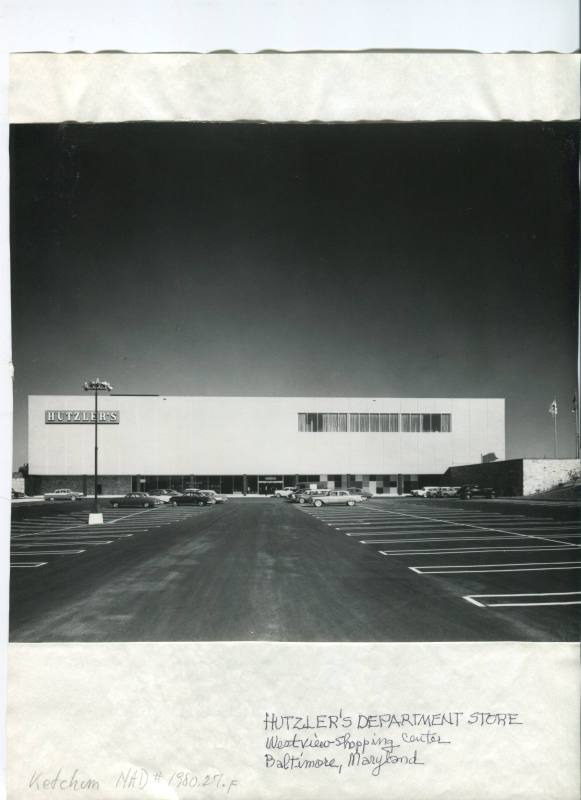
[
  {"left": 110, "top": 493, "right": 164, "bottom": 508},
  {"left": 170, "top": 492, "right": 216, "bottom": 506},
  {"left": 458, "top": 485, "right": 496, "bottom": 499}
]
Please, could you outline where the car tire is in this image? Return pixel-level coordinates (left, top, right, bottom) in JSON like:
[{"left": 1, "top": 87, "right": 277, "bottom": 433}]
[
  {"left": 347, "top": 500, "right": 355, "bottom": 506},
  {"left": 313, "top": 499, "right": 323, "bottom": 507},
  {"left": 299, "top": 498, "right": 306, "bottom": 504},
  {"left": 198, "top": 501, "right": 205, "bottom": 506},
  {"left": 48, "top": 497, "right": 55, "bottom": 502},
  {"left": 171, "top": 500, "right": 178, "bottom": 506},
  {"left": 143, "top": 502, "right": 149, "bottom": 508},
  {"left": 112, "top": 502, "right": 119, "bottom": 508},
  {"left": 71, "top": 496, "right": 77, "bottom": 502}
]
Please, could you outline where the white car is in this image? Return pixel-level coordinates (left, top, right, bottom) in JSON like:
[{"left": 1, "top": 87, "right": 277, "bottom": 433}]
[
  {"left": 439, "top": 486, "right": 461, "bottom": 497},
  {"left": 143, "top": 492, "right": 172, "bottom": 503},
  {"left": 198, "top": 490, "right": 228, "bottom": 503},
  {"left": 274, "top": 487, "right": 297, "bottom": 498},
  {"left": 308, "top": 490, "right": 363, "bottom": 507},
  {"left": 44, "top": 488, "right": 84, "bottom": 502},
  {"left": 411, "top": 487, "right": 440, "bottom": 498}
]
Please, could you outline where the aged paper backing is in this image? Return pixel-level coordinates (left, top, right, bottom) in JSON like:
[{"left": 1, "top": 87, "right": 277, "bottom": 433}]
[{"left": 6, "top": 53, "right": 581, "bottom": 800}]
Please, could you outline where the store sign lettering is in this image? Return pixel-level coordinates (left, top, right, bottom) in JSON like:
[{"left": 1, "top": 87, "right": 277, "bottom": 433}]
[{"left": 45, "top": 410, "right": 120, "bottom": 424}]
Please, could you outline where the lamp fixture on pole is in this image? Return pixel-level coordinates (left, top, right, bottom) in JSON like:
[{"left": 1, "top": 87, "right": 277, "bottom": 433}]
[{"left": 83, "top": 378, "right": 113, "bottom": 525}]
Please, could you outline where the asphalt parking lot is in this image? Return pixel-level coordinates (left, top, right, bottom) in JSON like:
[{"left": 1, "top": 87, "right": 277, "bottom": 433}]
[
  {"left": 10, "top": 503, "right": 210, "bottom": 569},
  {"left": 9, "top": 497, "right": 580, "bottom": 642},
  {"left": 300, "top": 499, "right": 581, "bottom": 616}
]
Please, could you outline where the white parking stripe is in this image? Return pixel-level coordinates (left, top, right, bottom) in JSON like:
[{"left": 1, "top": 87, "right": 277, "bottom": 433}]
[
  {"left": 464, "top": 591, "right": 581, "bottom": 608},
  {"left": 13, "top": 532, "right": 138, "bottom": 540},
  {"left": 10, "top": 550, "right": 86, "bottom": 555},
  {"left": 361, "top": 535, "right": 551, "bottom": 545},
  {"left": 410, "top": 559, "right": 581, "bottom": 572},
  {"left": 379, "top": 545, "right": 577, "bottom": 556},
  {"left": 11, "top": 525, "right": 153, "bottom": 538},
  {"left": 344, "top": 528, "right": 581, "bottom": 538},
  {"left": 340, "top": 515, "right": 535, "bottom": 521},
  {"left": 360, "top": 507, "right": 578, "bottom": 547},
  {"left": 335, "top": 520, "right": 534, "bottom": 529},
  {"left": 411, "top": 565, "right": 581, "bottom": 574},
  {"left": 337, "top": 519, "right": 576, "bottom": 527},
  {"left": 12, "top": 540, "right": 113, "bottom": 546},
  {"left": 11, "top": 562, "right": 48, "bottom": 568},
  {"left": 345, "top": 530, "right": 452, "bottom": 535},
  {"left": 107, "top": 508, "right": 159, "bottom": 523},
  {"left": 488, "top": 500, "right": 581, "bottom": 507}
]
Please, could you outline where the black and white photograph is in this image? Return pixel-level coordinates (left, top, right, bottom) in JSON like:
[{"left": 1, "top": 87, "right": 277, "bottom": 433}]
[{"left": 8, "top": 117, "right": 580, "bottom": 644}]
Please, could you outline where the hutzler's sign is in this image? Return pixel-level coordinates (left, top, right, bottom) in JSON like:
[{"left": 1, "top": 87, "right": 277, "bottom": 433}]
[{"left": 45, "top": 410, "right": 120, "bottom": 424}]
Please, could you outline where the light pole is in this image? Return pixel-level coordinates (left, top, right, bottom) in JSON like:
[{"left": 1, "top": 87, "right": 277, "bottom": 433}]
[{"left": 83, "top": 378, "right": 113, "bottom": 524}]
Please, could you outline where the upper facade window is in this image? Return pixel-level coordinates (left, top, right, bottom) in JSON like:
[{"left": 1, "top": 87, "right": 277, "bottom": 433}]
[
  {"left": 401, "top": 413, "right": 451, "bottom": 432},
  {"left": 298, "top": 412, "right": 451, "bottom": 432},
  {"left": 349, "top": 413, "right": 399, "bottom": 432},
  {"left": 298, "top": 413, "right": 348, "bottom": 432}
]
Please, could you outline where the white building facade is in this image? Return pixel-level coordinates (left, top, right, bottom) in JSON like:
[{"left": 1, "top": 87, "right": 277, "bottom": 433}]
[{"left": 28, "top": 395, "right": 505, "bottom": 495}]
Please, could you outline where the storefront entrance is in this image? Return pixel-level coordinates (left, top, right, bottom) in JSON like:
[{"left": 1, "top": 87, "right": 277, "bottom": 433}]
[{"left": 258, "top": 476, "right": 283, "bottom": 495}]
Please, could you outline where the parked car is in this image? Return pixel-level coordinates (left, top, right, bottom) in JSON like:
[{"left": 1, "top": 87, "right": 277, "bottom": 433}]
[
  {"left": 197, "top": 490, "right": 228, "bottom": 503},
  {"left": 110, "top": 493, "right": 164, "bottom": 508},
  {"left": 146, "top": 489, "right": 186, "bottom": 503},
  {"left": 458, "top": 485, "right": 496, "bottom": 499},
  {"left": 439, "top": 486, "right": 461, "bottom": 497},
  {"left": 291, "top": 489, "right": 327, "bottom": 504},
  {"left": 170, "top": 492, "right": 216, "bottom": 506},
  {"left": 11, "top": 489, "right": 25, "bottom": 499},
  {"left": 410, "top": 486, "right": 440, "bottom": 498},
  {"left": 274, "top": 486, "right": 297, "bottom": 498},
  {"left": 44, "top": 488, "right": 84, "bottom": 502},
  {"left": 308, "top": 490, "right": 363, "bottom": 507},
  {"left": 289, "top": 483, "right": 320, "bottom": 501},
  {"left": 348, "top": 488, "right": 373, "bottom": 500},
  {"left": 143, "top": 491, "right": 172, "bottom": 503},
  {"left": 289, "top": 489, "right": 306, "bottom": 503}
]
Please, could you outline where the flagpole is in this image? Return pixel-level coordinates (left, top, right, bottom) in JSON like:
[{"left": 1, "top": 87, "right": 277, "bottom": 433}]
[
  {"left": 575, "top": 399, "right": 580, "bottom": 458},
  {"left": 549, "top": 399, "right": 558, "bottom": 459}
]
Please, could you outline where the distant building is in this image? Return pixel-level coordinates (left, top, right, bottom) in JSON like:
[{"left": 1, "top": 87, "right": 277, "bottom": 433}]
[{"left": 27, "top": 395, "right": 505, "bottom": 495}]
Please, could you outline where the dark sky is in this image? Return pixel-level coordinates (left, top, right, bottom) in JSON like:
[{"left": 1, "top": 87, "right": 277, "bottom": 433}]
[{"left": 10, "top": 122, "right": 579, "bottom": 468}]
